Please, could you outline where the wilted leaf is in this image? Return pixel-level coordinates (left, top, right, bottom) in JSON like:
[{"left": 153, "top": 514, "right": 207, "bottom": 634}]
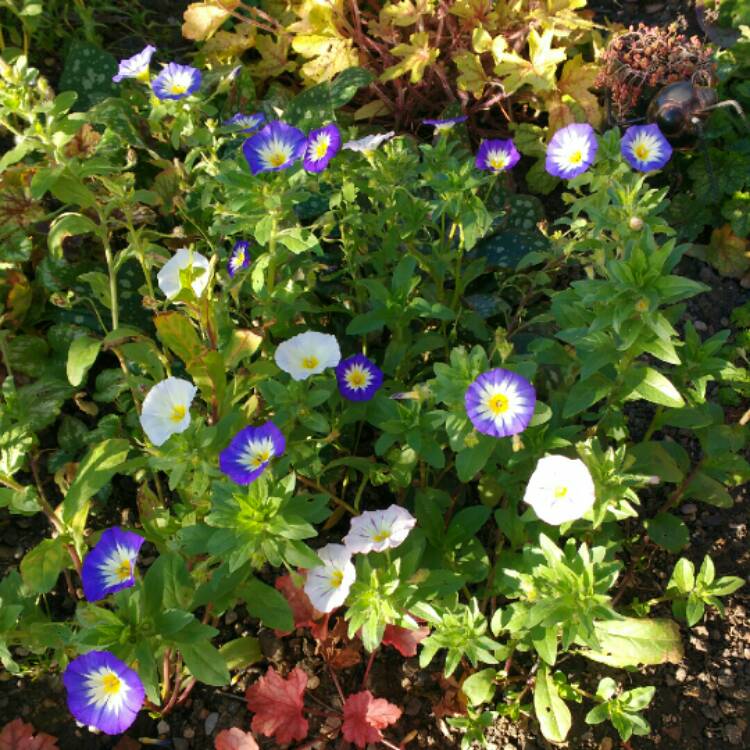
[
  {"left": 706, "top": 225, "right": 750, "bottom": 280},
  {"left": 182, "top": 1, "right": 239, "bottom": 41},
  {"left": 544, "top": 55, "right": 602, "bottom": 133},
  {"left": 251, "top": 34, "right": 297, "bottom": 79}
]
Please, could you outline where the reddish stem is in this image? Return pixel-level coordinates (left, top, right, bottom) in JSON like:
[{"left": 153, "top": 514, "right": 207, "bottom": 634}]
[{"left": 361, "top": 648, "right": 378, "bottom": 688}]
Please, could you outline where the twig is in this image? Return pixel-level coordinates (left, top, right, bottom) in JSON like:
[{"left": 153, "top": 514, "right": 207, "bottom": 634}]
[{"left": 297, "top": 475, "right": 358, "bottom": 515}]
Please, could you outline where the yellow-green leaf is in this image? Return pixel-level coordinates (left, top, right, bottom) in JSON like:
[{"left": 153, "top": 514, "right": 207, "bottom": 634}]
[
  {"left": 454, "top": 51, "right": 489, "bottom": 97},
  {"left": 493, "top": 28, "right": 566, "bottom": 94},
  {"left": 381, "top": 31, "right": 439, "bottom": 84},
  {"left": 580, "top": 618, "right": 684, "bottom": 667}
]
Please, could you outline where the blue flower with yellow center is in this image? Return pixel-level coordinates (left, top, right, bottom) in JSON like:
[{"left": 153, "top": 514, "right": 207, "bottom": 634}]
[
  {"left": 242, "top": 121, "right": 307, "bottom": 174},
  {"left": 303, "top": 123, "right": 341, "bottom": 173},
  {"left": 113, "top": 45, "right": 156, "bottom": 83},
  {"left": 475, "top": 138, "right": 521, "bottom": 173},
  {"left": 465, "top": 368, "right": 536, "bottom": 438},
  {"left": 151, "top": 62, "right": 201, "bottom": 100},
  {"left": 219, "top": 422, "right": 286, "bottom": 485},
  {"left": 63, "top": 650, "right": 145, "bottom": 734},
  {"left": 621, "top": 124, "right": 673, "bottom": 172},
  {"left": 228, "top": 239, "right": 251, "bottom": 277},
  {"left": 335, "top": 354, "right": 383, "bottom": 401},
  {"left": 81, "top": 527, "right": 145, "bottom": 602}
]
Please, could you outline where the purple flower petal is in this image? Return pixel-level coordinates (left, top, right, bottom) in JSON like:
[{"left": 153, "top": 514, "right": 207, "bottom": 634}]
[
  {"left": 63, "top": 650, "right": 145, "bottom": 735},
  {"left": 475, "top": 138, "right": 521, "bottom": 172},
  {"left": 303, "top": 123, "right": 341, "bottom": 173},
  {"left": 465, "top": 368, "right": 536, "bottom": 438},
  {"left": 81, "top": 528, "right": 145, "bottom": 602},
  {"left": 242, "top": 121, "right": 306, "bottom": 175},
  {"left": 423, "top": 115, "right": 468, "bottom": 131},
  {"left": 219, "top": 422, "right": 286, "bottom": 484},
  {"left": 621, "top": 123, "right": 672, "bottom": 172},
  {"left": 335, "top": 354, "right": 383, "bottom": 401},
  {"left": 113, "top": 45, "right": 156, "bottom": 83}
]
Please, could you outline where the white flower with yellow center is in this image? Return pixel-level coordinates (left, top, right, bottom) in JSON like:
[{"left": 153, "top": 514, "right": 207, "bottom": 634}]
[
  {"left": 274, "top": 331, "right": 341, "bottom": 381},
  {"left": 343, "top": 131, "right": 395, "bottom": 155},
  {"left": 304, "top": 543, "right": 356, "bottom": 612},
  {"left": 157, "top": 248, "right": 211, "bottom": 300},
  {"left": 139, "top": 376, "right": 197, "bottom": 446},
  {"left": 343, "top": 505, "right": 416, "bottom": 554},
  {"left": 523, "top": 454, "right": 596, "bottom": 525}
]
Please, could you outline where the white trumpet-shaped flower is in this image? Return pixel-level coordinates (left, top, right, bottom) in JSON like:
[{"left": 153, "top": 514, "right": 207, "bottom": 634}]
[
  {"left": 343, "top": 505, "right": 416, "bottom": 554},
  {"left": 304, "top": 544, "right": 356, "bottom": 613},
  {"left": 157, "top": 248, "right": 211, "bottom": 300},
  {"left": 523, "top": 455, "right": 596, "bottom": 525},
  {"left": 139, "top": 377, "right": 197, "bottom": 446},
  {"left": 274, "top": 331, "right": 341, "bottom": 381}
]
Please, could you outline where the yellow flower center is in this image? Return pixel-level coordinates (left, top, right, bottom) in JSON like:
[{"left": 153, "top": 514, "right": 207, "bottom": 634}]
[
  {"left": 170, "top": 84, "right": 186, "bottom": 95},
  {"left": 302, "top": 355, "right": 319, "bottom": 369},
  {"left": 114, "top": 559, "right": 132, "bottom": 581},
  {"left": 269, "top": 151, "right": 287, "bottom": 167},
  {"left": 569, "top": 150, "right": 583, "bottom": 165},
  {"left": 313, "top": 138, "right": 329, "bottom": 159},
  {"left": 101, "top": 672, "right": 121, "bottom": 695},
  {"left": 489, "top": 154, "right": 508, "bottom": 171},
  {"left": 251, "top": 450, "right": 270, "bottom": 468},
  {"left": 554, "top": 485, "right": 568, "bottom": 499},
  {"left": 330, "top": 570, "right": 344, "bottom": 589},
  {"left": 487, "top": 393, "right": 509, "bottom": 415},
  {"left": 234, "top": 250, "right": 245, "bottom": 267},
  {"left": 634, "top": 143, "right": 650, "bottom": 160},
  {"left": 635, "top": 298, "right": 649, "bottom": 312},
  {"left": 373, "top": 530, "right": 391, "bottom": 543},
  {"left": 170, "top": 404, "right": 186, "bottom": 423}
]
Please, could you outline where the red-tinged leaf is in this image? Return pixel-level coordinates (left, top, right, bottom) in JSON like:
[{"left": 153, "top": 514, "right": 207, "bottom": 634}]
[
  {"left": 382, "top": 624, "right": 430, "bottom": 657},
  {"left": 0, "top": 719, "right": 59, "bottom": 750},
  {"left": 245, "top": 667, "right": 309, "bottom": 744},
  {"left": 274, "top": 573, "right": 325, "bottom": 636},
  {"left": 214, "top": 728, "right": 259, "bottom": 750},
  {"left": 342, "top": 690, "right": 402, "bottom": 749}
]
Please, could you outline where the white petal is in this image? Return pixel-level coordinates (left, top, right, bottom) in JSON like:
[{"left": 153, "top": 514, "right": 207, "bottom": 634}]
[
  {"left": 523, "top": 455, "right": 596, "bottom": 525},
  {"left": 157, "top": 248, "right": 211, "bottom": 300},
  {"left": 274, "top": 331, "right": 341, "bottom": 381},
  {"left": 139, "top": 377, "right": 197, "bottom": 446}
]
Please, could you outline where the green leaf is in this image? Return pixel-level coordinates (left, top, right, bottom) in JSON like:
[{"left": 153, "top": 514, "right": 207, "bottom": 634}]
[
  {"left": 563, "top": 374, "right": 613, "bottom": 418},
  {"left": 445, "top": 506, "right": 491, "bottom": 547},
  {"left": 48, "top": 213, "right": 98, "bottom": 257},
  {"left": 628, "top": 441, "right": 684, "bottom": 483},
  {"left": 456, "top": 438, "right": 495, "bottom": 482},
  {"left": 462, "top": 668, "right": 497, "bottom": 706},
  {"left": 629, "top": 367, "right": 684, "bottom": 408},
  {"left": 684, "top": 471, "right": 733, "bottom": 508},
  {"left": 580, "top": 618, "right": 683, "bottom": 667},
  {"left": 20, "top": 537, "right": 66, "bottom": 594},
  {"left": 219, "top": 636, "right": 262, "bottom": 670},
  {"left": 62, "top": 439, "right": 131, "bottom": 524},
  {"left": 240, "top": 577, "right": 294, "bottom": 631},
  {"left": 58, "top": 39, "right": 118, "bottom": 109},
  {"left": 669, "top": 558, "right": 695, "bottom": 594},
  {"left": 474, "top": 229, "right": 549, "bottom": 270},
  {"left": 49, "top": 173, "right": 96, "bottom": 210},
  {"left": 181, "top": 643, "right": 230, "bottom": 686},
  {"left": 66, "top": 335, "right": 102, "bottom": 386},
  {"left": 644, "top": 513, "right": 689, "bottom": 553},
  {"left": 534, "top": 664, "right": 571, "bottom": 743},
  {"left": 143, "top": 552, "right": 194, "bottom": 614},
  {"left": 329, "top": 66, "right": 374, "bottom": 109}
]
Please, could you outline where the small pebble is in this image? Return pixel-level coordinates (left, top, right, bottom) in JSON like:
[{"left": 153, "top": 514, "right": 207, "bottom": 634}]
[
  {"left": 183, "top": 727, "right": 195, "bottom": 739},
  {"left": 157, "top": 720, "right": 170, "bottom": 735},
  {"left": 225, "top": 610, "right": 238, "bottom": 625},
  {"left": 204, "top": 712, "right": 219, "bottom": 736},
  {"left": 725, "top": 724, "right": 743, "bottom": 745},
  {"left": 694, "top": 320, "right": 708, "bottom": 332},
  {"left": 675, "top": 666, "right": 688, "bottom": 683},
  {"left": 681, "top": 503, "right": 698, "bottom": 515}
]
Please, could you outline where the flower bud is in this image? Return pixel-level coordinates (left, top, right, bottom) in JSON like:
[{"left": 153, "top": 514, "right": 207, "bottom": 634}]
[{"left": 629, "top": 216, "right": 644, "bottom": 231}]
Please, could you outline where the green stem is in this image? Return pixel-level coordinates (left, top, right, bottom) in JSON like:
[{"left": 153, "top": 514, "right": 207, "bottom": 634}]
[
  {"left": 266, "top": 213, "right": 279, "bottom": 297},
  {"left": 102, "top": 235, "right": 119, "bottom": 331}
]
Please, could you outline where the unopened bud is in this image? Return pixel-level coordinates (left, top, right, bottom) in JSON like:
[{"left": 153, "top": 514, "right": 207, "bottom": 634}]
[{"left": 629, "top": 216, "right": 644, "bottom": 231}]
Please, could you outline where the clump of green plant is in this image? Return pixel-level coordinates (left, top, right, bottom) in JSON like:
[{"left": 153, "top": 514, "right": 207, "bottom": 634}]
[{"left": 0, "top": 34, "right": 747, "bottom": 750}]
